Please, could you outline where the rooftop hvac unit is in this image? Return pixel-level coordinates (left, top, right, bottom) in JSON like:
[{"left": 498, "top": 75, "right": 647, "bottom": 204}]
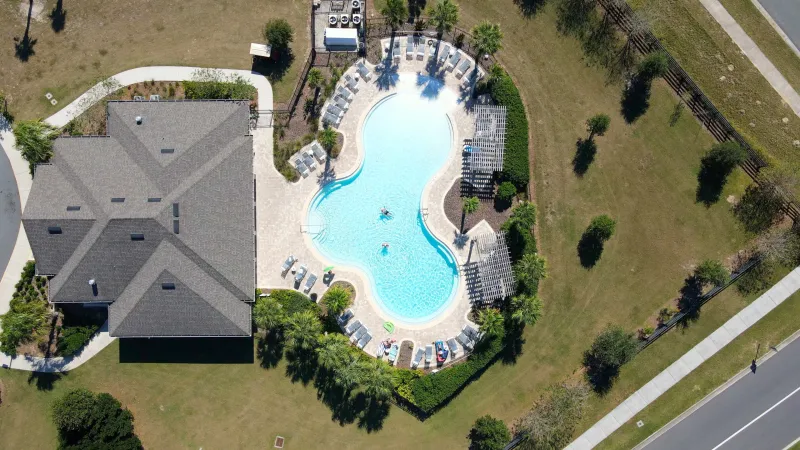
[
  {"left": 352, "top": 0, "right": 361, "bottom": 9},
  {"left": 135, "top": 116, "right": 143, "bottom": 125},
  {"left": 340, "top": 14, "right": 349, "bottom": 26},
  {"left": 352, "top": 14, "right": 362, "bottom": 25},
  {"left": 328, "top": 15, "right": 338, "bottom": 26}
]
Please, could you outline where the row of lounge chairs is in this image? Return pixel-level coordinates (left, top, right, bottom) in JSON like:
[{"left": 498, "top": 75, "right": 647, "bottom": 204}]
[
  {"left": 293, "top": 140, "right": 331, "bottom": 178},
  {"left": 385, "top": 37, "right": 482, "bottom": 88},
  {"left": 341, "top": 311, "right": 372, "bottom": 349},
  {"left": 456, "top": 324, "right": 481, "bottom": 352},
  {"left": 410, "top": 337, "right": 463, "bottom": 369},
  {"left": 323, "top": 65, "right": 368, "bottom": 128},
  {"left": 280, "top": 255, "right": 318, "bottom": 293}
]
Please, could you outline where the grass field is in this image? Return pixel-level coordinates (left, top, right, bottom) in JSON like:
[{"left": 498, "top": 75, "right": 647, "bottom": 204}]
[
  {"left": 597, "top": 289, "right": 800, "bottom": 450},
  {"left": 718, "top": 0, "right": 800, "bottom": 94},
  {"left": 629, "top": 0, "right": 800, "bottom": 174},
  {"left": 0, "top": 0, "right": 309, "bottom": 120},
  {"left": 0, "top": 0, "right": 767, "bottom": 448}
]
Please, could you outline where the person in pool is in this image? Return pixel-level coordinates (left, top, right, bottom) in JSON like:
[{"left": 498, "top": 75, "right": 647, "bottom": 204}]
[
  {"left": 381, "top": 207, "right": 392, "bottom": 216},
  {"left": 382, "top": 242, "right": 390, "bottom": 248}
]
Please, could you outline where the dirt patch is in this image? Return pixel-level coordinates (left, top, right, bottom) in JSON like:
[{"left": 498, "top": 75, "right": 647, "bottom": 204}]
[
  {"left": 443, "top": 178, "right": 514, "bottom": 232},
  {"left": 19, "top": 0, "right": 46, "bottom": 23},
  {"left": 395, "top": 340, "right": 414, "bottom": 368}
]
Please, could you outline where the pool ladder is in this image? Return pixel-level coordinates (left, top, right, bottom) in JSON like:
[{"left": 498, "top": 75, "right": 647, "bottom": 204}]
[
  {"left": 420, "top": 207, "right": 429, "bottom": 222},
  {"left": 301, "top": 224, "right": 325, "bottom": 236}
]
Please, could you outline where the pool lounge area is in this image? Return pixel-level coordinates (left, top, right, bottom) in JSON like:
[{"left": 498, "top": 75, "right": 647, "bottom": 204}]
[{"left": 255, "top": 46, "right": 495, "bottom": 363}]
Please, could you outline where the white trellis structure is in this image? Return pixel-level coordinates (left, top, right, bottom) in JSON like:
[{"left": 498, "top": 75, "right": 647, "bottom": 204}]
[
  {"left": 462, "top": 105, "right": 508, "bottom": 198},
  {"left": 475, "top": 231, "right": 515, "bottom": 303}
]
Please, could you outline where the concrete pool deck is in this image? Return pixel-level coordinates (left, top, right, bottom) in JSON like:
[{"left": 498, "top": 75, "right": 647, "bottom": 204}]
[{"left": 257, "top": 50, "right": 492, "bottom": 364}]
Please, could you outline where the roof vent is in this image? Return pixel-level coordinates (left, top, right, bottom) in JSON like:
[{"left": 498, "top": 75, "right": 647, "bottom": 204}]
[
  {"left": 111, "top": 197, "right": 125, "bottom": 203},
  {"left": 160, "top": 148, "right": 175, "bottom": 154},
  {"left": 89, "top": 279, "right": 96, "bottom": 286},
  {"left": 130, "top": 233, "right": 145, "bottom": 241},
  {"left": 172, "top": 203, "right": 179, "bottom": 217},
  {"left": 161, "top": 282, "right": 176, "bottom": 290},
  {"left": 147, "top": 197, "right": 162, "bottom": 202},
  {"left": 66, "top": 205, "right": 81, "bottom": 211},
  {"left": 135, "top": 116, "right": 143, "bottom": 125},
  {"left": 173, "top": 219, "right": 180, "bottom": 234},
  {"left": 48, "top": 226, "right": 62, "bottom": 234}
]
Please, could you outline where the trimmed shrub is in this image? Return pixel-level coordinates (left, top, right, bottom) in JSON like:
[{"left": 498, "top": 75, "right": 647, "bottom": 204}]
[
  {"left": 270, "top": 289, "right": 320, "bottom": 316},
  {"left": 469, "top": 415, "right": 511, "bottom": 450},
  {"left": 57, "top": 325, "right": 100, "bottom": 357},
  {"left": 489, "top": 69, "right": 530, "bottom": 188},
  {"left": 497, "top": 181, "right": 517, "bottom": 202}
]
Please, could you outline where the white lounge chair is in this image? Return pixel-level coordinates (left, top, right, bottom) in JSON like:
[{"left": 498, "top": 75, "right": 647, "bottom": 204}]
[
  {"left": 336, "top": 85, "right": 354, "bottom": 102},
  {"left": 281, "top": 255, "right": 296, "bottom": 273},
  {"left": 294, "top": 264, "right": 308, "bottom": 283},
  {"left": 303, "top": 152, "right": 317, "bottom": 171},
  {"left": 447, "top": 338, "right": 459, "bottom": 358},
  {"left": 388, "top": 344, "right": 399, "bottom": 364},
  {"left": 411, "top": 348, "right": 424, "bottom": 369},
  {"left": 438, "top": 44, "right": 452, "bottom": 64},
  {"left": 357, "top": 333, "right": 372, "bottom": 349},
  {"left": 406, "top": 35, "right": 414, "bottom": 59},
  {"left": 323, "top": 111, "right": 341, "bottom": 127},
  {"left": 446, "top": 51, "right": 462, "bottom": 72},
  {"left": 326, "top": 103, "right": 344, "bottom": 118},
  {"left": 344, "top": 74, "right": 359, "bottom": 92},
  {"left": 303, "top": 273, "right": 317, "bottom": 293},
  {"left": 350, "top": 325, "right": 369, "bottom": 344},
  {"left": 416, "top": 39, "right": 425, "bottom": 60},
  {"left": 345, "top": 319, "right": 362, "bottom": 335},
  {"left": 311, "top": 142, "right": 327, "bottom": 161},
  {"left": 425, "top": 344, "right": 433, "bottom": 365},
  {"left": 333, "top": 95, "right": 349, "bottom": 111},
  {"left": 392, "top": 41, "right": 401, "bottom": 62},
  {"left": 356, "top": 61, "right": 372, "bottom": 81},
  {"left": 462, "top": 68, "right": 484, "bottom": 88},
  {"left": 294, "top": 158, "right": 310, "bottom": 178},
  {"left": 455, "top": 59, "right": 471, "bottom": 79},
  {"left": 456, "top": 332, "right": 474, "bottom": 351}
]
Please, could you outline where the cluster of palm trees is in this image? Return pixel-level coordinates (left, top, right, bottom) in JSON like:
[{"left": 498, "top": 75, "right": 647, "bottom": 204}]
[{"left": 380, "top": 0, "right": 504, "bottom": 59}]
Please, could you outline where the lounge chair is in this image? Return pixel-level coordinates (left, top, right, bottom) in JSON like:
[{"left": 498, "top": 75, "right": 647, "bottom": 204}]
[
  {"left": 455, "top": 59, "right": 471, "bottom": 79},
  {"left": 303, "top": 152, "right": 317, "bottom": 171},
  {"left": 406, "top": 35, "right": 414, "bottom": 59},
  {"left": 356, "top": 61, "right": 373, "bottom": 81},
  {"left": 358, "top": 333, "right": 372, "bottom": 349},
  {"left": 322, "top": 111, "right": 341, "bottom": 127},
  {"left": 311, "top": 142, "right": 327, "bottom": 161},
  {"left": 438, "top": 44, "right": 452, "bottom": 64},
  {"left": 376, "top": 340, "right": 386, "bottom": 357},
  {"left": 337, "top": 309, "right": 354, "bottom": 326},
  {"left": 344, "top": 74, "right": 359, "bottom": 92},
  {"left": 294, "top": 158, "right": 310, "bottom": 178},
  {"left": 294, "top": 264, "right": 308, "bottom": 283},
  {"left": 461, "top": 68, "right": 484, "bottom": 88},
  {"left": 456, "top": 332, "right": 474, "bottom": 351},
  {"left": 345, "top": 319, "right": 362, "bottom": 335},
  {"left": 350, "top": 325, "right": 369, "bottom": 344},
  {"left": 464, "top": 324, "right": 480, "bottom": 340},
  {"left": 281, "top": 255, "right": 296, "bottom": 273},
  {"left": 446, "top": 51, "right": 462, "bottom": 72},
  {"left": 333, "top": 95, "right": 349, "bottom": 111},
  {"left": 416, "top": 39, "right": 425, "bottom": 60},
  {"left": 327, "top": 103, "right": 344, "bottom": 118},
  {"left": 392, "top": 42, "right": 401, "bottom": 62},
  {"left": 447, "top": 338, "right": 459, "bottom": 358},
  {"left": 425, "top": 344, "right": 433, "bottom": 365},
  {"left": 303, "top": 273, "right": 317, "bottom": 293},
  {"left": 388, "top": 344, "right": 399, "bottom": 364},
  {"left": 336, "top": 85, "right": 354, "bottom": 102},
  {"left": 411, "top": 348, "right": 424, "bottom": 369}
]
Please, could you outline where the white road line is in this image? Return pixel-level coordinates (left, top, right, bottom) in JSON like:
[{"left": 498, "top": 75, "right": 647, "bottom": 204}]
[
  {"left": 711, "top": 385, "right": 800, "bottom": 450},
  {"left": 782, "top": 436, "right": 800, "bottom": 450}
]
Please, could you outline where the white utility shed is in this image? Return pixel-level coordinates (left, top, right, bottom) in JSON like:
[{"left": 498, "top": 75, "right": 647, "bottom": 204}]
[{"left": 324, "top": 28, "right": 359, "bottom": 48}]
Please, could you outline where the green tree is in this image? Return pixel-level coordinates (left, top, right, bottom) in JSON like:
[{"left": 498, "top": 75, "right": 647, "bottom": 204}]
[
  {"left": 13, "top": 119, "right": 57, "bottom": 174},
  {"left": 704, "top": 141, "right": 747, "bottom": 173},
  {"left": 496, "top": 181, "right": 516, "bottom": 203},
  {"left": 463, "top": 196, "right": 480, "bottom": 214},
  {"left": 637, "top": 51, "right": 669, "bottom": 81},
  {"left": 52, "top": 389, "right": 142, "bottom": 449},
  {"left": 334, "top": 354, "right": 364, "bottom": 391},
  {"left": 510, "top": 294, "right": 543, "bottom": 326},
  {"left": 52, "top": 388, "right": 96, "bottom": 433},
  {"left": 697, "top": 141, "right": 749, "bottom": 205},
  {"left": 381, "top": 0, "right": 408, "bottom": 31},
  {"left": 362, "top": 358, "right": 394, "bottom": 401},
  {"left": 285, "top": 310, "right": 322, "bottom": 351},
  {"left": 321, "top": 285, "right": 352, "bottom": 316},
  {"left": 469, "top": 415, "right": 511, "bottom": 450},
  {"left": 477, "top": 308, "right": 504, "bottom": 338},
  {"left": 316, "top": 333, "right": 351, "bottom": 370},
  {"left": 734, "top": 183, "right": 786, "bottom": 233},
  {"left": 0, "top": 299, "right": 49, "bottom": 357},
  {"left": 583, "top": 325, "right": 637, "bottom": 392},
  {"left": 515, "top": 383, "right": 589, "bottom": 450},
  {"left": 472, "top": 21, "right": 504, "bottom": 57},
  {"left": 586, "top": 113, "right": 611, "bottom": 140},
  {"left": 252, "top": 296, "right": 286, "bottom": 332},
  {"left": 429, "top": 0, "right": 460, "bottom": 37},
  {"left": 514, "top": 253, "right": 547, "bottom": 294},
  {"left": 587, "top": 215, "right": 616, "bottom": 241},
  {"left": 263, "top": 19, "right": 294, "bottom": 53},
  {"left": 307, "top": 68, "right": 324, "bottom": 90},
  {"left": 694, "top": 259, "right": 729, "bottom": 287},
  {"left": 318, "top": 126, "right": 338, "bottom": 152},
  {"left": 502, "top": 201, "right": 537, "bottom": 230}
]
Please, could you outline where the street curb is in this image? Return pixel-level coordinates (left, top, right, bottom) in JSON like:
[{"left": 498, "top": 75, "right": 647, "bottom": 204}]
[
  {"left": 633, "top": 327, "right": 800, "bottom": 449},
  {"left": 750, "top": 0, "right": 800, "bottom": 58}
]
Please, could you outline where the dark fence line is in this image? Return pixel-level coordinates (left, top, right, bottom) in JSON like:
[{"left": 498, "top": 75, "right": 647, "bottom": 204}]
[
  {"left": 594, "top": 0, "right": 800, "bottom": 222},
  {"left": 637, "top": 256, "right": 761, "bottom": 352}
]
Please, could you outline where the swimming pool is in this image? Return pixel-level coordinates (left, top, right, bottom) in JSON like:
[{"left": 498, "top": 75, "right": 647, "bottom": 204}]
[{"left": 308, "top": 75, "right": 459, "bottom": 324}]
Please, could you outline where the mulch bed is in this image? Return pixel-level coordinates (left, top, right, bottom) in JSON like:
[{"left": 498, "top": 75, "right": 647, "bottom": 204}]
[
  {"left": 443, "top": 178, "right": 514, "bottom": 233},
  {"left": 395, "top": 340, "right": 414, "bottom": 368}
]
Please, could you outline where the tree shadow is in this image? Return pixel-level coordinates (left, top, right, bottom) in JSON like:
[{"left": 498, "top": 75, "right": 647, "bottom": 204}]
[
  {"left": 572, "top": 138, "right": 597, "bottom": 177},
  {"left": 577, "top": 232, "right": 604, "bottom": 268},
  {"left": 620, "top": 77, "right": 652, "bottom": 124},
  {"left": 357, "top": 397, "right": 390, "bottom": 432},
  {"left": 27, "top": 370, "right": 66, "bottom": 391},
  {"left": 313, "top": 369, "right": 359, "bottom": 425},
  {"left": 583, "top": 353, "right": 618, "bottom": 395},
  {"left": 49, "top": 0, "right": 67, "bottom": 33},
  {"left": 695, "top": 158, "right": 728, "bottom": 206},
  {"left": 375, "top": 61, "right": 399, "bottom": 91},
  {"left": 501, "top": 320, "right": 526, "bottom": 365},
  {"left": 256, "top": 331, "right": 285, "bottom": 369},
  {"left": 677, "top": 276, "right": 704, "bottom": 327},
  {"left": 284, "top": 347, "right": 317, "bottom": 385},
  {"left": 408, "top": 0, "right": 427, "bottom": 19},
  {"left": 515, "top": 0, "right": 547, "bottom": 18},
  {"left": 251, "top": 49, "right": 295, "bottom": 83},
  {"left": 493, "top": 195, "right": 512, "bottom": 212},
  {"left": 14, "top": 0, "right": 38, "bottom": 62}
]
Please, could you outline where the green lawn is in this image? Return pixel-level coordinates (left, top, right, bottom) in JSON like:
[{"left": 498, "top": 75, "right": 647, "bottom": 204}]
[
  {"left": 597, "top": 288, "right": 800, "bottom": 450},
  {"left": 0, "top": 0, "right": 309, "bottom": 120},
  {"left": 0, "top": 0, "right": 764, "bottom": 448},
  {"left": 719, "top": 0, "right": 800, "bottom": 93}
]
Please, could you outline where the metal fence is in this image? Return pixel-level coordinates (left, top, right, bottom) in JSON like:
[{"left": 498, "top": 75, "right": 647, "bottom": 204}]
[{"left": 594, "top": 0, "right": 800, "bottom": 222}]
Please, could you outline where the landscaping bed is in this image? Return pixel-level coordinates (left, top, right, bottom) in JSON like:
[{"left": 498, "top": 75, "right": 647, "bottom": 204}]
[{"left": 444, "top": 178, "right": 513, "bottom": 232}]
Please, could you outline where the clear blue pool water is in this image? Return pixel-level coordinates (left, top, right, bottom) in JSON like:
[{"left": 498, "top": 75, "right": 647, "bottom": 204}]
[{"left": 308, "top": 78, "right": 459, "bottom": 323}]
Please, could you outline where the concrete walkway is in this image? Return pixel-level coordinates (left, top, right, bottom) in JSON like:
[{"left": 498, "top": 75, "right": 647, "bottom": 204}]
[
  {"left": 566, "top": 265, "right": 800, "bottom": 449},
  {"left": 0, "top": 66, "right": 273, "bottom": 372},
  {"left": 698, "top": 0, "right": 800, "bottom": 118}
]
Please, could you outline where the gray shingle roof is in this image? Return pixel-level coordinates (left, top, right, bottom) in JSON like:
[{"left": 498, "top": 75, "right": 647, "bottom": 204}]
[{"left": 22, "top": 101, "right": 254, "bottom": 337}]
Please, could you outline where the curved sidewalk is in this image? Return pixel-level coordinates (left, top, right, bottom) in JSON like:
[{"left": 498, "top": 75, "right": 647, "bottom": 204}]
[
  {"left": 0, "top": 66, "right": 273, "bottom": 372},
  {"left": 566, "top": 266, "right": 800, "bottom": 449}
]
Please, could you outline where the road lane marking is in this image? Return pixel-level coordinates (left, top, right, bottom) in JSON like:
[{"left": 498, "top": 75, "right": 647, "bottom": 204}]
[
  {"left": 782, "top": 436, "right": 800, "bottom": 450},
  {"left": 711, "top": 385, "right": 800, "bottom": 450}
]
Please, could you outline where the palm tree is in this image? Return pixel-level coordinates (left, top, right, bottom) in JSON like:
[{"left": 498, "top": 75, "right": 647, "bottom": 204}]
[
  {"left": 13, "top": 119, "right": 57, "bottom": 174},
  {"left": 334, "top": 354, "right": 364, "bottom": 391},
  {"left": 510, "top": 294, "right": 543, "bottom": 326},
  {"left": 307, "top": 68, "right": 324, "bottom": 91},
  {"left": 477, "top": 308, "right": 504, "bottom": 338},
  {"left": 514, "top": 253, "right": 547, "bottom": 293},
  {"left": 285, "top": 310, "right": 322, "bottom": 351},
  {"left": 252, "top": 296, "right": 286, "bottom": 333},
  {"left": 318, "top": 126, "right": 337, "bottom": 153},
  {"left": 381, "top": 0, "right": 408, "bottom": 31},
  {"left": 361, "top": 359, "right": 394, "bottom": 401},
  {"left": 471, "top": 21, "right": 503, "bottom": 59},
  {"left": 321, "top": 285, "right": 351, "bottom": 316},
  {"left": 460, "top": 196, "right": 480, "bottom": 233},
  {"left": 429, "top": 0, "right": 460, "bottom": 38},
  {"left": 316, "top": 333, "right": 350, "bottom": 370}
]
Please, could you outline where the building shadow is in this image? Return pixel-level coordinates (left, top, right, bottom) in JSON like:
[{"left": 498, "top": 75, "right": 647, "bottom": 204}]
[
  {"left": 572, "top": 138, "right": 597, "bottom": 177},
  {"left": 14, "top": 0, "right": 38, "bottom": 62},
  {"left": 118, "top": 337, "right": 254, "bottom": 364},
  {"left": 251, "top": 50, "right": 295, "bottom": 83},
  {"left": 49, "top": 0, "right": 67, "bottom": 33}
]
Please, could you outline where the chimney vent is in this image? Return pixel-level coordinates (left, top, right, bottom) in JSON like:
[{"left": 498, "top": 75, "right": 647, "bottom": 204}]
[{"left": 135, "top": 116, "right": 143, "bottom": 125}]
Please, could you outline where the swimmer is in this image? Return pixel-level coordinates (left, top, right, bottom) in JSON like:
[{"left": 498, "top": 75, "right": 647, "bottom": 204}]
[
  {"left": 381, "top": 207, "right": 391, "bottom": 216},
  {"left": 382, "top": 242, "right": 390, "bottom": 248}
]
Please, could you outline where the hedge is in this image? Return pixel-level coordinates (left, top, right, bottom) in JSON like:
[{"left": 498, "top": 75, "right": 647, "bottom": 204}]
[
  {"left": 409, "top": 332, "right": 506, "bottom": 413},
  {"left": 270, "top": 289, "right": 320, "bottom": 316},
  {"left": 183, "top": 76, "right": 256, "bottom": 101},
  {"left": 490, "top": 70, "right": 530, "bottom": 189}
]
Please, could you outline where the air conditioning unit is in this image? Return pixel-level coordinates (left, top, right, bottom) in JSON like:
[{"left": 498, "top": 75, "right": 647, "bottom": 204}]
[
  {"left": 352, "top": 0, "right": 361, "bottom": 10},
  {"left": 328, "top": 15, "right": 338, "bottom": 26},
  {"left": 340, "top": 14, "right": 349, "bottom": 26},
  {"left": 133, "top": 95, "right": 145, "bottom": 101},
  {"left": 149, "top": 94, "right": 161, "bottom": 101},
  {"left": 352, "top": 14, "right": 362, "bottom": 26}
]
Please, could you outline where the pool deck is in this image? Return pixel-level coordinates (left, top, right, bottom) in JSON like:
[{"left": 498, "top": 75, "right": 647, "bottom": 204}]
[{"left": 256, "top": 45, "right": 493, "bottom": 366}]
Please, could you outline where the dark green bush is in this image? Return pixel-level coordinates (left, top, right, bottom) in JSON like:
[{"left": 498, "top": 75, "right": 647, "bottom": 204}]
[
  {"left": 57, "top": 325, "right": 100, "bottom": 356},
  {"left": 183, "top": 77, "right": 256, "bottom": 100},
  {"left": 270, "top": 289, "right": 320, "bottom": 316},
  {"left": 497, "top": 181, "right": 517, "bottom": 202},
  {"left": 489, "top": 69, "right": 530, "bottom": 188},
  {"left": 505, "top": 220, "right": 537, "bottom": 262}
]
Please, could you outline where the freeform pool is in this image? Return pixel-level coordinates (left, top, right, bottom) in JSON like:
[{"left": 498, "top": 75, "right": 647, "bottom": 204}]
[{"left": 308, "top": 75, "right": 459, "bottom": 324}]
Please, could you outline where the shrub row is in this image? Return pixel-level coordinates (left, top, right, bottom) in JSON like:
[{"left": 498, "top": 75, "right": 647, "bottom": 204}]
[
  {"left": 183, "top": 77, "right": 256, "bottom": 101},
  {"left": 490, "top": 70, "right": 530, "bottom": 189},
  {"left": 269, "top": 289, "right": 320, "bottom": 316}
]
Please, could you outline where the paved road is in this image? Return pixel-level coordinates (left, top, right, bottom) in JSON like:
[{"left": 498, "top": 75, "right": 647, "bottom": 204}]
[
  {"left": 642, "top": 337, "right": 800, "bottom": 450},
  {"left": 759, "top": 0, "right": 800, "bottom": 50},
  {"left": 0, "top": 126, "right": 22, "bottom": 312}
]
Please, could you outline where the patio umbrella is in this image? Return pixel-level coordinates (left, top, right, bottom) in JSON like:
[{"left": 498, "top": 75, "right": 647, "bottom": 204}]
[{"left": 323, "top": 266, "right": 335, "bottom": 272}]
